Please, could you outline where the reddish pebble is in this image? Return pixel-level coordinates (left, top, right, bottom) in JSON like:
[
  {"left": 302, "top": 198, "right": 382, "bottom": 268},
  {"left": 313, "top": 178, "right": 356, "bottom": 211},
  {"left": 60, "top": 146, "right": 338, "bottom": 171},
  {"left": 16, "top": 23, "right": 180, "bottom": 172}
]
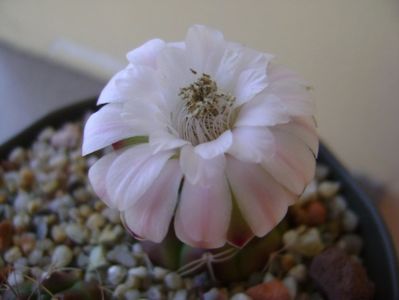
[
  {"left": 306, "top": 201, "right": 327, "bottom": 226},
  {"left": 246, "top": 280, "right": 291, "bottom": 300},
  {"left": 0, "top": 221, "right": 13, "bottom": 251}
]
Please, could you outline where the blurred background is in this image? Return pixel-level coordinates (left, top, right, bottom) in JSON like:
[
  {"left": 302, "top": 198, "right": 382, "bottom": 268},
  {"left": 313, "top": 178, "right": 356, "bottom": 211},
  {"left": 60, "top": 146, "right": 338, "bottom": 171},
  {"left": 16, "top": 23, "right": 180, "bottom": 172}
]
[{"left": 0, "top": 0, "right": 398, "bottom": 248}]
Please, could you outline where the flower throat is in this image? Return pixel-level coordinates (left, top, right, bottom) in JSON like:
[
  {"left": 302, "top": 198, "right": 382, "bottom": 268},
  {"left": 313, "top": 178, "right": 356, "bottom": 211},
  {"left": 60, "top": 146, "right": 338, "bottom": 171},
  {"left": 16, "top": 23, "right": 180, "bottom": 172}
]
[{"left": 177, "top": 72, "right": 235, "bottom": 145}]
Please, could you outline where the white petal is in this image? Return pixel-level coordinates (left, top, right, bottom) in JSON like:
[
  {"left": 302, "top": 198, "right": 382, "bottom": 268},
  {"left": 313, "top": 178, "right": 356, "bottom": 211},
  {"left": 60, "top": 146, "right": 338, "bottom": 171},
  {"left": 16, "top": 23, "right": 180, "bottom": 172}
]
[
  {"left": 194, "top": 130, "right": 232, "bottom": 159},
  {"left": 226, "top": 158, "right": 294, "bottom": 237},
  {"left": 106, "top": 144, "right": 174, "bottom": 210},
  {"left": 174, "top": 171, "right": 231, "bottom": 248},
  {"left": 180, "top": 145, "right": 226, "bottom": 185},
  {"left": 82, "top": 104, "right": 139, "bottom": 155},
  {"left": 127, "top": 39, "right": 165, "bottom": 68},
  {"left": 228, "top": 127, "right": 275, "bottom": 163},
  {"left": 88, "top": 152, "right": 118, "bottom": 208},
  {"left": 149, "top": 131, "right": 188, "bottom": 153},
  {"left": 234, "top": 67, "right": 268, "bottom": 106},
  {"left": 98, "top": 68, "right": 132, "bottom": 104},
  {"left": 275, "top": 117, "right": 319, "bottom": 156},
  {"left": 268, "top": 63, "right": 307, "bottom": 84},
  {"left": 262, "top": 128, "right": 316, "bottom": 195},
  {"left": 122, "top": 160, "right": 182, "bottom": 243},
  {"left": 235, "top": 94, "right": 290, "bottom": 127},
  {"left": 185, "top": 25, "right": 225, "bottom": 75}
]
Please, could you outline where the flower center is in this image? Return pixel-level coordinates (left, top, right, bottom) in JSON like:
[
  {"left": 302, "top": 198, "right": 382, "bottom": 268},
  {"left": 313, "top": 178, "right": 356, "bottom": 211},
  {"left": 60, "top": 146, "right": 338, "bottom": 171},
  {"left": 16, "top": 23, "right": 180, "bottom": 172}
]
[{"left": 175, "top": 72, "right": 235, "bottom": 145}]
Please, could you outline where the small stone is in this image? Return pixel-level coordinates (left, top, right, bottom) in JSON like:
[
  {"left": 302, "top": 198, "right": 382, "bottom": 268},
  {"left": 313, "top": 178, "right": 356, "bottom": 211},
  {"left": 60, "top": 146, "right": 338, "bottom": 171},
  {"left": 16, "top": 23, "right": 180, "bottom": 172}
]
[
  {"left": 36, "top": 238, "right": 54, "bottom": 251},
  {"left": 51, "top": 245, "right": 73, "bottom": 268},
  {"left": 8, "top": 147, "right": 26, "bottom": 165},
  {"left": 99, "top": 224, "right": 123, "bottom": 243},
  {"left": 262, "top": 272, "right": 275, "bottom": 283},
  {"left": 51, "top": 225, "right": 67, "bottom": 243},
  {"left": 164, "top": 272, "right": 183, "bottom": 290},
  {"left": 27, "top": 198, "right": 41, "bottom": 214},
  {"left": 88, "top": 245, "right": 108, "bottom": 271},
  {"left": 283, "top": 230, "right": 298, "bottom": 248},
  {"left": 147, "top": 285, "right": 165, "bottom": 300},
  {"left": 128, "top": 266, "right": 148, "bottom": 279},
  {"left": 306, "top": 201, "right": 327, "bottom": 226},
  {"left": 132, "top": 243, "right": 144, "bottom": 254},
  {"left": 13, "top": 212, "right": 30, "bottom": 231},
  {"left": 86, "top": 213, "right": 106, "bottom": 230},
  {"left": 14, "top": 257, "right": 28, "bottom": 268},
  {"left": 51, "top": 123, "right": 81, "bottom": 148},
  {"left": 107, "top": 265, "right": 127, "bottom": 285},
  {"left": 153, "top": 266, "right": 169, "bottom": 280},
  {"left": 246, "top": 280, "right": 290, "bottom": 300},
  {"left": 48, "top": 153, "right": 68, "bottom": 169},
  {"left": 295, "top": 228, "right": 324, "bottom": 257},
  {"left": 318, "top": 181, "right": 340, "bottom": 198},
  {"left": 342, "top": 210, "right": 359, "bottom": 232},
  {"left": 65, "top": 223, "right": 88, "bottom": 244},
  {"left": 77, "top": 253, "right": 89, "bottom": 268},
  {"left": 14, "top": 192, "right": 31, "bottom": 211},
  {"left": 125, "top": 274, "right": 140, "bottom": 289},
  {"left": 19, "top": 233, "right": 36, "bottom": 254},
  {"left": 19, "top": 168, "right": 35, "bottom": 190},
  {"left": 4, "top": 246, "right": 22, "bottom": 263},
  {"left": 231, "top": 293, "right": 252, "bottom": 300},
  {"left": 315, "top": 164, "right": 329, "bottom": 180},
  {"left": 288, "top": 264, "right": 307, "bottom": 283},
  {"left": 107, "top": 245, "right": 137, "bottom": 268},
  {"left": 38, "top": 127, "right": 55, "bottom": 141},
  {"left": 310, "top": 248, "right": 374, "bottom": 300},
  {"left": 78, "top": 204, "right": 92, "bottom": 218},
  {"left": 28, "top": 249, "right": 43, "bottom": 265},
  {"left": 282, "top": 276, "right": 297, "bottom": 299},
  {"left": 172, "top": 290, "right": 187, "bottom": 300},
  {"left": 7, "top": 270, "right": 24, "bottom": 286},
  {"left": 0, "top": 220, "right": 13, "bottom": 251},
  {"left": 203, "top": 288, "right": 226, "bottom": 300},
  {"left": 102, "top": 207, "right": 121, "bottom": 224},
  {"left": 280, "top": 254, "right": 295, "bottom": 272},
  {"left": 125, "top": 289, "right": 141, "bottom": 300},
  {"left": 113, "top": 283, "right": 129, "bottom": 299}
]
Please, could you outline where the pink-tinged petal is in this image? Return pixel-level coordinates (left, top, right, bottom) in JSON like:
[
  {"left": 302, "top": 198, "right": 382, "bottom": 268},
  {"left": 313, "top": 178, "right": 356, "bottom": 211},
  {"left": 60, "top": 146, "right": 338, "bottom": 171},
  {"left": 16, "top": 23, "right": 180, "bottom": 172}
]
[
  {"left": 121, "top": 160, "right": 182, "bottom": 243},
  {"left": 88, "top": 152, "right": 118, "bottom": 208},
  {"left": 106, "top": 144, "right": 174, "bottom": 210},
  {"left": 234, "top": 67, "right": 268, "bottom": 106},
  {"left": 267, "top": 80, "right": 315, "bottom": 116},
  {"left": 235, "top": 94, "right": 290, "bottom": 127},
  {"left": 262, "top": 128, "right": 316, "bottom": 195},
  {"left": 215, "top": 44, "right": 273, "bottom": 94},
  {"left": 82, "top": 104, "right": 139, "bottom": 155},
  {"left": 275, "top": 117, "right": 319, "bottom": 157},
  {"left": 194, "top": 130, "right": 232, "bottom": 159},
  {"left": 228, "top": 127, "right": 275, "bottom": 163},
  {"left": 122, "top": 92, "right": 171, "bottom": 135},
  {"left": 180, "top": 145, "right": 226, "bottom": 185},
  {"left": 174, "top": 172, "right": 231, "bottom": 248},
  {"left": 226, "top": 157, "right": 295, "bottom": 237},
  {"left": 185, "top": 25, "right": 225, "bottom": 75},
  {"left": 126, "top": 39, "right": 165, "bottom": 68},
  {"left": 149, "top": 131, "right": 188, "bottom": 154}
]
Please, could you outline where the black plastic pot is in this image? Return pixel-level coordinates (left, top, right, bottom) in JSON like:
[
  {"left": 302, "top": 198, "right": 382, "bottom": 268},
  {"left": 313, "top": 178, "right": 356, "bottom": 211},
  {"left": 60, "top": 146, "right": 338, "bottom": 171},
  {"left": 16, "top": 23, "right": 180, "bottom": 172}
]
[{"left": 1, "top": 99, "right": 398, "bottom": 299}]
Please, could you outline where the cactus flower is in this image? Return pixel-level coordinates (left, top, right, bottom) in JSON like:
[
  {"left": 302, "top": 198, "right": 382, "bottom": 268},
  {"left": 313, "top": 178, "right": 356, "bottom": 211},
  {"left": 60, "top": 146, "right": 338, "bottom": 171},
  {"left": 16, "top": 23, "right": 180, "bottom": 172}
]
[{"left": 82, "top": 25, "right": 318, "bottom": 249}]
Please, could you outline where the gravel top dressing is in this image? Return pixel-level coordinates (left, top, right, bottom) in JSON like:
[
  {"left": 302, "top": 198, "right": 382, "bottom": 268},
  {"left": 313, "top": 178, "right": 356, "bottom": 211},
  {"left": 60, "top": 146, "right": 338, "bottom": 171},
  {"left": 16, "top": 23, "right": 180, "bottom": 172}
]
[{"left": 0, "top": 115, "right": 375, "bottom": 300}]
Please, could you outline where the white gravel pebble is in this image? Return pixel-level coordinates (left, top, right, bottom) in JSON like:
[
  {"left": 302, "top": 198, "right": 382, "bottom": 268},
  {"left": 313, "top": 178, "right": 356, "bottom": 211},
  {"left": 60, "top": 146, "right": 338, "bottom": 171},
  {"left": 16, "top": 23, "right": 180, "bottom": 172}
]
[
  {"left": 107, "top": 265, "right": 127, "bottom": 285},
  {"left": 230, "top": 293, "right": 252, "bottom": 300},
  {"left": 51, "top": 245, "right": 73, "bottom": 268},
  {"left": 128, "top": 266, "right": 148, "bottom": 279},
  {"left": 283, "top": 276, "right": 297, "bottom": 299},
  {"left": 4, "top": 246, "right": 22, "bottom": 264},
  {"left": 124, "top": 289, "right": 141, "bottom": 300},
  {"left": 318, "top": 181, "right": 340, "bottom": 198},
  {"left": 342, "top": 210, "right": 359, "bottom": 232},
  {"left": 164, "top": 272, "right": 183, "bottom": 290},
  {"left": 288, "top": 264, "right": 307, "bottom": 283},
  {"left": 7, "top": 270, "right": 24, "bottom": 286},
  {"left": 65, "top": 223, "right": 88, "bottom": 244},
  {"left": 173, "top": 290, "right": 188, "bottom": 300},
  {"left": 88, "top": 245, "right": 108, "bottom": 271},
  {"left": 153, "top": 267, "right": 169, "bottom": 280}
]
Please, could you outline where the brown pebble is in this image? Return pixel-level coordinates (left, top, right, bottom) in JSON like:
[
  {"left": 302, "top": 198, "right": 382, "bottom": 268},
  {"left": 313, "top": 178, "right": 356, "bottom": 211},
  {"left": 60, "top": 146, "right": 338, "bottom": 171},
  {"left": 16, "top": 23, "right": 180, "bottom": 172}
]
[
  {"left": 0, "top": 220, "right": 14, "bottom": 251},
  {"left": 306, "top": 201, "right": 327, "bottom": 226},
  {"left": 19, "top": 168, "right": 35, "bottom": 190},
  {"left": 246, "top": 280, "right": 291, "bottom": 300},
  {"left": 19, "top": 233, "right": 36, "bottom": 254},
  {"left": 280, "top": 254, "right": 296, "bottom": 272},
  {"left": 310, "top": 247, "right": 374, "bottom": 300}
]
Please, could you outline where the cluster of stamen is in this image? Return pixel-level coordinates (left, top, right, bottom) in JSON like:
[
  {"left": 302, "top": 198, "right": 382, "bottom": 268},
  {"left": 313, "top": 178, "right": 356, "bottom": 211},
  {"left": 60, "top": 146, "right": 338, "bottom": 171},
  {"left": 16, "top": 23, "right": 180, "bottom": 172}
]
[{"left": 175, "top": 72, "right": 235, "bottom": 145}]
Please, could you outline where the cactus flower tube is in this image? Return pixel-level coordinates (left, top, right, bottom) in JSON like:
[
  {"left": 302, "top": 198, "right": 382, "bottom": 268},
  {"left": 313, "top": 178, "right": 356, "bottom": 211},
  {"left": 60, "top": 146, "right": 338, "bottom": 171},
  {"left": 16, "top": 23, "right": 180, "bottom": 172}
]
[{"left": 82, "top": 25, "right": 318, "bottom": 251}]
